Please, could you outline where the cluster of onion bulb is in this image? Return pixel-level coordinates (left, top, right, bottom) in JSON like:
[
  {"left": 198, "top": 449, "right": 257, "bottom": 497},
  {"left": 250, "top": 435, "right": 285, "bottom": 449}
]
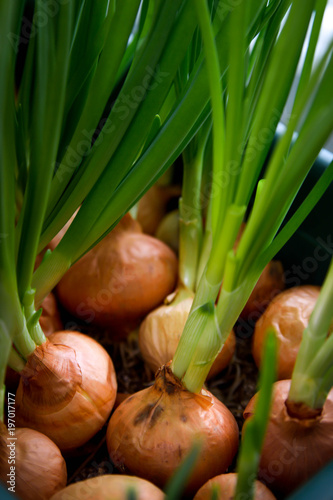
[{"left": 1, "top": 212, "right": 180, "bottom": 497}]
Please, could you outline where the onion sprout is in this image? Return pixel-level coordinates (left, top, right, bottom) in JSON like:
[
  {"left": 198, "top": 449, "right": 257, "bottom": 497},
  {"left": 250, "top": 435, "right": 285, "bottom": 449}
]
[{"left": 172, "top": 0, "right": 333, "bottom": 392}]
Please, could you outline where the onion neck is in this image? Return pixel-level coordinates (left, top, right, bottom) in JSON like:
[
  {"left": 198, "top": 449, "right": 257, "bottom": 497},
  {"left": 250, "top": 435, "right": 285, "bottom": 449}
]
[{"left": 285, "top": 398, "right": 322, "bottom": 420}]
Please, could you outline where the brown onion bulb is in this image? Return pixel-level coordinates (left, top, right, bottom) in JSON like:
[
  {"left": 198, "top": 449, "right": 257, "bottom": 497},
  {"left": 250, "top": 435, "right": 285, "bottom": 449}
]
[
  {"left": 56, "top": 214, "right": 178, "bottom": 339},
  {"left": 50, "top": 474, "right": 164, "bottom": 500},
  {"left": 193, "top": 473, "right": 276, "bottom": 500},
  {"left": 15, "top": 331, "right": 117, "bottom": 451},
  {"left": 139, "top": 295, "right": 235, "bottom": 378},
  {"left": 240, "top": 261, "right": 285, "bottom": 321},
  {"left": 106, "top": 363, "right": 239, "bottom": 495},
  {"left": 0, "top": 424, "right": 67, "bottom": 500},
  {"left": 252, "top": 286, "right": 320, "bottom": 379},
  {"left": 243, "top": 380, "right": 333, "bottom": 496}
]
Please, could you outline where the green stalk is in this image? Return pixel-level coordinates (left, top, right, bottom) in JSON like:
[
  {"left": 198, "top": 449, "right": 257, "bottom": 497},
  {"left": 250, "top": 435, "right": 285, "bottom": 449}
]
[
  {"left": 235, "top": 44, "right": 333, "bottom": 287},
  {"left": 179, "top": 121, "right": 211, "bottom": 291},
  {"left": 256, "top": 159, "right": 333, "bottom": 269},
  {"left": 181, "top": 302, "right": 222, "bottom": 392},
  {"left": 288, "top": 258, "right": 333, "bottom": 408},
  {"left": 235, "top": 331, "right": 277, "bottom": 500},
  {"left": 217, "top": 0, "right": 247, "bottom": 231},
  {"left": 171, "top": 0, "right": 229, "bottom": 377},
  {"left": 235, "top": 0, "right": 315, "bottom": 209},
  {"left": 315, "top": 367, "right": 333, "bottom": 409},
  {"left": 44, "top": 0, "right": 141, "bottom": 221},
  {"left": 7, "top": 348, "right": 25, "bottom": 373},
  {"left": 33, "top": 0, "right": 198, "bottom": 304},
  {"left": 39, "top": 0, "right": 182, "bottom": 253},
  {"left": 15, "top": 0, "right": 73, "bottom": 300},
  {"left": 22, "top": 290, "right": 46, "bottom": 345},
  {"left": 0, "top": 1, "right": 36, "bottom": 365},
  {"left": 292, "top": 0, "right": 328, "bottom": 112},
  {"left": 193, "top": 0, "right": 225, "bottom": 238},
  {"left": 171, "top": 301, "right": 217, "bottom": 384}
]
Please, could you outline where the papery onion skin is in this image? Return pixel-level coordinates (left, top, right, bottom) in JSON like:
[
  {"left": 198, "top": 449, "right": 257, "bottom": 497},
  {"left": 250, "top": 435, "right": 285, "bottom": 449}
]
[
  {"left": 139, "top": 297, "right": 235, "bottom": 378},
  {"left": 106, "top": 364, "right": 239, "bottom": 495},
  {"left": 252, "top": 286, "right": 320, "bottom": 379},
  {"left": 15, "top": 331, "right": 117, "bottom": 451},
  {"left": 50, "top": 474, "right": 165, "bottom": 500},
  {"left": 56, "top": 215, "right": 178, "bottom": 339},
  {"left": 243, "top": 380, "right": 333, "bottom": 496},
  {"left": 0, "top": 425, "right": 67, "bottom": 500},
  {"left": 193, "top": 472, "right": 276, "bottom": 500}
]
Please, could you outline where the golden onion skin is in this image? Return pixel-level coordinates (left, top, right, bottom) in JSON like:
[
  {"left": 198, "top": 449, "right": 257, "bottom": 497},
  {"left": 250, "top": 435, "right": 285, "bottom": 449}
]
[
  {"left": 50, "top": 474, "right": 165, "bottom": 500},
  {"left": 56, "top": 215, "right": 178, "bottom": 339},
  {"left": 193, "top": 473, "right": 276, "bottom": 500},
  {"left": 244, "top": 380, "right": 333, "bottom": 496},
  {"left": 15, "top": 331, "right": 117, "bottom": 451},
  {"left": 252, "top": 286, "right": 320, "bottom": 379},
  {"left": 139, "top": 297, "right": 235, "bottom": 378},
  {"left": 0, "top": 425, "right": 67, "bottom": 500},
  {"left": 106, "top": 364, "right": 239, "bottom": 495}
]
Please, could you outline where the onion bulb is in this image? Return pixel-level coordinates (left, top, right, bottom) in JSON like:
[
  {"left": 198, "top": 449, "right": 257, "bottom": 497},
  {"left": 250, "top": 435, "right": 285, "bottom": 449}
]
[
  {"left": 139, "top": 294, "right": 235, "bottom": 378},
  {"left": 56, "top": 214, "right": 178, "bottom": 339},
  {"left": 0, "top": 423, "right": 67, "bottom": 500},
  {"left": 193, "top": 473, "right": 276, "bottom": 499},
  {"left": 243, "top": 380, "right": 333, "bottom": 496},
  {"left": 50, "top": 474, "right": 164, "bottom": 500},
  {"left": 15, "top": 330, "right": 117, "bottom": 451},
  {"left": 106, "top": 363, "right": 239, "bottom": 495},
  {"left": 252, "top": 286, "right": 320, "bottom": 379}
]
